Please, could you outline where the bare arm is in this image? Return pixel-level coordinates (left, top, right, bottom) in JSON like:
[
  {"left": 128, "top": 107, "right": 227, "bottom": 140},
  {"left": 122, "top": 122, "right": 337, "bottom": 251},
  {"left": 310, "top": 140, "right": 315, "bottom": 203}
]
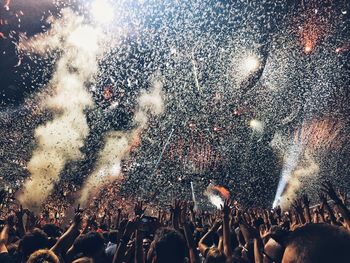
[
  {"left": 183, "top": 221, "right": 200, "bottom": 263},
  {"left": 113, "top": 219, "right": 137, "bottom": 263},
  {"left": 51, "top": 211, "right": 82, "bottom": 255},
  {"left": 198, "top": 220, "right": 220, "bottom": 256},
  {"left": 0, "top": 224, "right": 9, "bottom": 253},
  {"left": 222, "top": 199, "right": 232, "bottom": 259},
  {"left": 134, "top": 229, "right": 143, "bottom": 263},
  {"left": 322, "top": 182, "right": 350, "bottom": 230},
  {"left": 302, "top": 195, "right": 312, "bottom": 224}
]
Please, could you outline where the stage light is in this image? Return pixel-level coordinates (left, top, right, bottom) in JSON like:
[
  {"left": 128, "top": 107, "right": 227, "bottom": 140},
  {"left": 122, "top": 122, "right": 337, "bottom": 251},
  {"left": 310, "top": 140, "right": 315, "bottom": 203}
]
[
  {"left": 249, "top": 119, "right": 264, "bottom": 133},
  {"left": 242, "top": 55, "right": 260, "bottom": 73}
]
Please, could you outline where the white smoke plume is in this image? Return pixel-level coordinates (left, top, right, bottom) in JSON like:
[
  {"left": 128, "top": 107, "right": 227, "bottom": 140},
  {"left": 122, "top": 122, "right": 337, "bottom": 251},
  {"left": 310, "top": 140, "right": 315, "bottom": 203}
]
[
  {"left": 18, "top": 9, "right": 105, "bottom": 210},
  {"left": 271, "top": 131, "right": 320, "bottom": 210},
  {"left": 79, "top": 79, "right": 164, "bottom": 206},
  {"left": 278, "top": 151, "right": 319, "bottom": 209}
]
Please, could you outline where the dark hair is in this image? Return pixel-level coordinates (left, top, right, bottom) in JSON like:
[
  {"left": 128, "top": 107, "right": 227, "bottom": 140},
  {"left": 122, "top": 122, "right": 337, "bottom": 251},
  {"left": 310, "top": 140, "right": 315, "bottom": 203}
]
[
  {"left": 42, "top": 224, "right": 61, "bottom": 238},
  {"left": 204, "top": 247, "right": 226, "bottom": 263},
  {"left": 153, "top": 227, "right": 186, "bottom": 263},
  {"left": 285, "top": 223, "right": 350, "bottom": 263},
  {"left": 19, "top": 229, "right": 49, "bottom": 261},
  {"left": 27, "top": 249, "right": 59, "bottom": 263},
  {"left": 74, "top": 232, "right": 105, "bottom": 257},
  {"left": 108, "top": 230, "right": 119, "bottom": 244}
]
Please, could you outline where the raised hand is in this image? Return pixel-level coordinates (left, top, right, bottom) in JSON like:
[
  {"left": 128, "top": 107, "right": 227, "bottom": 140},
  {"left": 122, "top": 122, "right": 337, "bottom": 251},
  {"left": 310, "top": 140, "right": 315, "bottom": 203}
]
[
  {"left": 74, "top": 204, "right": 84, "bottom": 214},
  {"left": 292, "top": 198, "right": 303, "bottom": 214},
  {"left": 319, "top": 193, "right": 327, "bottom": 204},
  {"left": 134, "top": 201, "right": 146, "bottom": 217},
  {"left": 321, "top": 181, "right": 342, "bottom": 204},
  {"left": 188, "top": 201, "right": 194, "bottom": 212},
  {"left": 221, "top": 199, "right": 231, "bottom": 217},
  {"left": 180, "top": 201, "right": 188, "bottom": 224},
  {"left": 170, "top": 200, "right": 182, "bottom": 216},
  {"left": 210, "top": 219, "right": 222, "bottom": 232},
  {"left": 338, "top": 190, "right": 348, "bottom": 205},
  {"left": 274, "top": 206, "right": 282, "bottom": 217},
  {"left": 7, "top": 214, "right": 15, "bottom": 228},
  {"left": 0, "top": 189, "right": 6, "bottom": 205},
  {"left": 124, "top": 218, "right": 138, "bottom": 237},
  {"left": 302, "top": 194, "right": 310, "bottom": 208},
  {"left": 73, "top": 211, "right": 83, "bottom": 227},
  {"left": 15, "top": 205, "right": 24, "bottom": 220}
]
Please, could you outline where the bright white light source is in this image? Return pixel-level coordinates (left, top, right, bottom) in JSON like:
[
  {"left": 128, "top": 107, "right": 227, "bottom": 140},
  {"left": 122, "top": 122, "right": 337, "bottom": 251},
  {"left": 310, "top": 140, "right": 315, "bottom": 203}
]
[
  {"left": 249, "top": 119, "right": 264, "bottom": 133},
  {"left": 91, "top": 0, "right": 114, "bottom": 24},
  {"left": 110, "top": 162, "right": 121, "bottom": 176},
  {"left": 68, "top": 26, "right": 100, "bottom": 52},
  {"left": 208, "top": 194, "right": 224, "bottom": 209},
  {"left": 242, "top": 55, "right": 260, "bottom": 73}
]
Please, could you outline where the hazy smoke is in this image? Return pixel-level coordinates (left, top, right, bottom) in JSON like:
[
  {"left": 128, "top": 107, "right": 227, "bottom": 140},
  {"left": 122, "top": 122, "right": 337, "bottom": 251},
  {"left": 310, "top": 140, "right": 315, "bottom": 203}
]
[
  {"left": 79, "top": 79, "right": 164, "bottom": 206},
  {"left": 278, "top": 151, "right": 319, "bottom": 209},
  {"left": 18, "top": 9, "right": 104, "bottom": 210},
  {"left": 271, "top": 131, "right": 319, "bottom": 209},
  {"left": 204, "top": 184, "right": 230, "bottom": 209}
]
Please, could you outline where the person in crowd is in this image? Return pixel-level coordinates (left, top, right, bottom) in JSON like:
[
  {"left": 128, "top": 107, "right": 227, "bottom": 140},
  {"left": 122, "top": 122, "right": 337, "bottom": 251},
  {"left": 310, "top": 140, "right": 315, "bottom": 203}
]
[{"left": 1, "top": 181, "right": 350, "bottom": 263}]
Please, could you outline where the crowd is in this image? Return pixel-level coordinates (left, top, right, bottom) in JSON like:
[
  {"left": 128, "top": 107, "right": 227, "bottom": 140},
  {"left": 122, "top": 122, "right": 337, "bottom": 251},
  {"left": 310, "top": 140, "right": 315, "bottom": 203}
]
[{"left": 1, "top": 181, "right": 350, "bottom": 263}]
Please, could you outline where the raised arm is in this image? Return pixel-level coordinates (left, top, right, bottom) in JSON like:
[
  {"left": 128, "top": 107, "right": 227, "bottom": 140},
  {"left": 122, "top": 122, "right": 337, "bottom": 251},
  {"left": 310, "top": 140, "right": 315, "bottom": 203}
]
[
  {"left": 113, "top": 218, "right": 137, "bottom": 263},
  {"left": 198, "top": 220, "right": 221, "bottom": 256},
  {"left": 322, "top": 181, "right": 350, "bottom": 230},
  {"left": 302, "top": 195, "right": 312, "bottom": 224},
  {"left": 134, "top": 227, "right": 143, "bottom": 263},
  {"left": 183, "top": 220, "right": 200, "bottom": 263},
  {"left": 170, "top": 200, "right": 181, "bottom": 230},
  {"left": 51, "top": 208, "right": 82, "bottom": 256},
  {"left": 222, "top": 199, "right": 232, "bottom": 259},
  {"left": 15, "top": 205, "right": 26, "bottom": 238},
  {"left": 0, "top": 216, "right": 13, "bottom": 254}
]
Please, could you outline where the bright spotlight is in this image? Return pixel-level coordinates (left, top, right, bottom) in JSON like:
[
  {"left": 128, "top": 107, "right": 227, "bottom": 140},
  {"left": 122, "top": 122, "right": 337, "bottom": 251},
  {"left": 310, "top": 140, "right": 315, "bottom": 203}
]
[
  {"left": 242, "top": 55, "right": 260, "bottom": 73},
  {"left": 249, "top": 119, "right": 264, "bottom": 133},
  {"left": 91, "top": 0, "right": 114, "bottom": 24}
]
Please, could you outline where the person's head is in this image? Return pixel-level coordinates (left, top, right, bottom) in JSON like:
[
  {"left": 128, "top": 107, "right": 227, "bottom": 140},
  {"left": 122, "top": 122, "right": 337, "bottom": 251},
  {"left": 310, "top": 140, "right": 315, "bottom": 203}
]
[
  {"left": 42, "top": 224, "right": 62, "bottom": 247},
  {"left": 282, "top": 223, "right": 350, "bottom": 263},
  {"left": 142, "top": 238, "right": 151, "bottom": 253},
  {"left": 263, "top": 238, "right": 284, "bottom": 263},
  {"left": 26, "top": 249, "right": 59, "bottom": 263},
  {"left": 262, "top": 226, "right": 288, "bottom": 263},
  {"left": 19, "top": 229, "right": 49, "bottom": 261},
  {"left": 150, "top": 227, "right": 186, "bottom": 263},
  {"left": 74, "top": 231, "right": 105, "bottom": 258},
  {"left": 204, "top": 247, "right": 226, "bottom": 263},
  {"left": 108, "top": 230, "right": 119, "bottom": 244},
  {"left": 42, "top": 224, "right": 61, "bottom": 239}
]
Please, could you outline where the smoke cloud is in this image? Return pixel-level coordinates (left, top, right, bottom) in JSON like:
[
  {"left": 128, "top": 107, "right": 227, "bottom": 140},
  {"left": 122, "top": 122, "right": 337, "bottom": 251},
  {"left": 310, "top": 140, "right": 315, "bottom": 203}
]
[
  {"left": 278, "top": 151, "right": 319, "bottom": 209},
  {"left": 18, "top": 9, "right": 104, "bottom": 210},
  {"left": 271, "top": 131, "right": 320, "bottom": 210},
  {"left": 79, "top": 79, "right": 164, "bottom": 206}
]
